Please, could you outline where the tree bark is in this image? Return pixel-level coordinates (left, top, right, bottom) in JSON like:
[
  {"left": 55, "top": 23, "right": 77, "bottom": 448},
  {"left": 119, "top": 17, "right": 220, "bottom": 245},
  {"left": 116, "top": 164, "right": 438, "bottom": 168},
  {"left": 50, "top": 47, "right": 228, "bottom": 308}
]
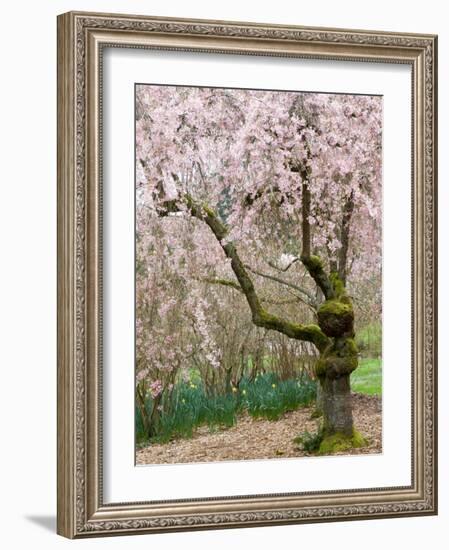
[
  {"left": 313, "top": 381, "right": 324, "bottom": 418},
  {"left": 136, "top": 386, "right": 151, "bottom": 438},
  {"left": 314, "top": 285, "right": 358, "bottom": 438},
  {"left": 338, "top": 190, "right": 355, "bottom": 286},
  {"left": 320, "top": 374, "right": 353, "bottom": 435}
]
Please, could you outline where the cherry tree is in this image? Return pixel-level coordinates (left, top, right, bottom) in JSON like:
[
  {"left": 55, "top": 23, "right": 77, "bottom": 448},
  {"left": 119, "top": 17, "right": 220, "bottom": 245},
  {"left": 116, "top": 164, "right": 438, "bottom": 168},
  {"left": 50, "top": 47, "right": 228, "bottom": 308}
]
[{"left": 136, "top": 84, "right": 382, "bottom": 450}]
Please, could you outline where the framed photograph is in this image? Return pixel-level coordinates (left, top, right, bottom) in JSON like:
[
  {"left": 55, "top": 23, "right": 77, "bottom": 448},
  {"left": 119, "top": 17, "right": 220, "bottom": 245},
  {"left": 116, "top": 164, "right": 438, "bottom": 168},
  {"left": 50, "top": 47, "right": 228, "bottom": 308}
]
[{"left": 57, "top": 11, "right": 438, "bottom": 538}]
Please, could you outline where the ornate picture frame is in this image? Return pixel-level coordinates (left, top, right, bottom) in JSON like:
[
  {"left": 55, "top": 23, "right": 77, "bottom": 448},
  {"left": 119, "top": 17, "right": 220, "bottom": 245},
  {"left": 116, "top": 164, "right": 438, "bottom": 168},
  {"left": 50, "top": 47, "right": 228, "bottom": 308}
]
[{"left": 57, "top": 11, "right": 437, "bottom": 538}]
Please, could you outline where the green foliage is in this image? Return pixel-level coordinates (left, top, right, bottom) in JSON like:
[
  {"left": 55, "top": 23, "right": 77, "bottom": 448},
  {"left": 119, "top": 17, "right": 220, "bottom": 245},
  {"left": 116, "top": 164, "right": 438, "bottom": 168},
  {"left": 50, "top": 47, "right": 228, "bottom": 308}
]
[
  {"left": 240, "top": 373, "right": 317, "bottom": 421},
  {"left": 136, "top": 372, "right": 317, "bottom": 445},
  {"left": 135, "top": 408, "right": 149, "bottom": 446},
  {"left": 136, "top": 356, "right": 382, "bottom": 447},
  {"left": 351, "top": 358, "right": 382, "bottom": 395}
]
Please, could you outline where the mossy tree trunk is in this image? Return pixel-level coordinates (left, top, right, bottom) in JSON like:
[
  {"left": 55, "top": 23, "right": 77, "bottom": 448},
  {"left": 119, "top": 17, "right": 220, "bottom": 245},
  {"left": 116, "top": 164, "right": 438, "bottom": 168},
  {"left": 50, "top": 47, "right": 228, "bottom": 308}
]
[
  {"left": 315, "top": 283, "right": 358, "bottom": 437},
  {"left": 320, "top": 375, "right": 353, "bottom": 435},
  {"left": 158, "top": 183, "right": 363, "bottom": 451},
  {"left": 299, "top": 180, "right": 359, "bottom": 441}
]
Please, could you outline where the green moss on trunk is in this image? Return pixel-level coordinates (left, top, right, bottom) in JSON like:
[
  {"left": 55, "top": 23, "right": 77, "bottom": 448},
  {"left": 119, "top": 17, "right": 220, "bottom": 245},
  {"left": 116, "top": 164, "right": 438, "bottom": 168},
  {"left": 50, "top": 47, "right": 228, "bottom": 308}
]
[
  {"left": 318, "top": 429, "right": 367, "bottom": 455},
  {"left": 317, "top": 299, "right": 354, "bottom": 338},
  {"left": 314, "top": 287, "right": 360, "bottom": 442}
]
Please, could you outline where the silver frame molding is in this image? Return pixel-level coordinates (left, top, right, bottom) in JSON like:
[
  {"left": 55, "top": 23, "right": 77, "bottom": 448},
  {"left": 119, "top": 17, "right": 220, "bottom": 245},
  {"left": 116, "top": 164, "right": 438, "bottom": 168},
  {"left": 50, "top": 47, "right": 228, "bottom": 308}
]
[{"left": 57, "top": 11, "right": 438, "bottom": 538}]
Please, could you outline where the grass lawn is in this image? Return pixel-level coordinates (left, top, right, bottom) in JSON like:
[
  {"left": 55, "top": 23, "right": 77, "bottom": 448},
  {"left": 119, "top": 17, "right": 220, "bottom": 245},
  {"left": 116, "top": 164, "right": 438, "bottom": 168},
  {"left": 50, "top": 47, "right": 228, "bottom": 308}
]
[{"left": 351, "top": 358, "right": 382, "bottom": 396}]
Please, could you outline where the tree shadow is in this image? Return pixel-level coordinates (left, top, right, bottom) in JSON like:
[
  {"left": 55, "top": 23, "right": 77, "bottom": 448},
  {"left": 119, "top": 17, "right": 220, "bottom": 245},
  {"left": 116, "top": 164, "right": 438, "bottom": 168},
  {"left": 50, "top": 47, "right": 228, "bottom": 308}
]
[{"left": 25, "top": 515, "right": 56, "bottom": 533}]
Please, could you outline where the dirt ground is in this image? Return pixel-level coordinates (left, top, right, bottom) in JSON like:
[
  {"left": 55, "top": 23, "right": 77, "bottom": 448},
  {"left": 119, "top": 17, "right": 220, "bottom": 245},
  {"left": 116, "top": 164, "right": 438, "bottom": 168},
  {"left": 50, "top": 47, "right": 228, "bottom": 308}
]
[{"left": 136, "top": 393, "right": 382, "bottom": 465}]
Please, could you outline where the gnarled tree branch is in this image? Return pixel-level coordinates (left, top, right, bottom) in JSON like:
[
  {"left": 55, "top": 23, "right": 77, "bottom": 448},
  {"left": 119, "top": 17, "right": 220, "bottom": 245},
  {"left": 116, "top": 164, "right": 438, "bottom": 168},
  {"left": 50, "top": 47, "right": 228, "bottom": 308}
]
[
  {"left": 159, "top": 195, "right": 329, "bottom": 352},
  {"left": 267, "top": 256, "right": 301, "bottom": 272},
  {"left": 244, "top": 264, "right": 316, "bottom": 305},
  {"left": 299, "top": 175, "right": 335, "bottom": 300},
  {"left": 195, "top": 277, "right": 243, "bottom": 293},
  {"left": 338, "top": 189, "right": 355, "bottom": 286},
  {"left": 197, "top": 275, "right": 316, "bottom": 314}
]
